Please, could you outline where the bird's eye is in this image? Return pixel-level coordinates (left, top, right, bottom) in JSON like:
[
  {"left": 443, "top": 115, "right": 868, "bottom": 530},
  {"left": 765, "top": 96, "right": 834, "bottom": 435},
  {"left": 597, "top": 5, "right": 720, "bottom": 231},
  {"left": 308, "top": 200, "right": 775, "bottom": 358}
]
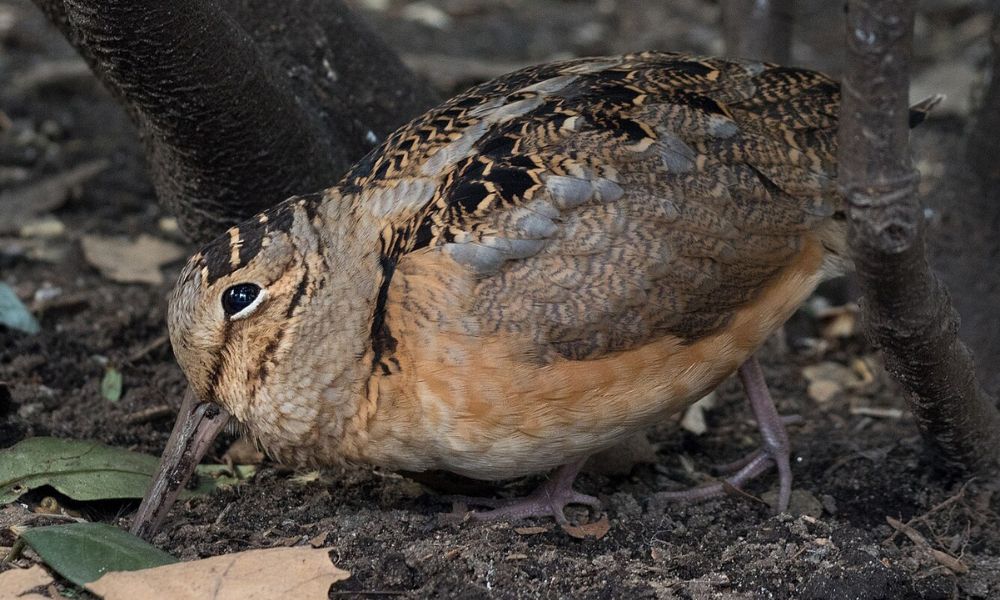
[{"left": 221, "top": 283, "right": 262, "bottom": 317}]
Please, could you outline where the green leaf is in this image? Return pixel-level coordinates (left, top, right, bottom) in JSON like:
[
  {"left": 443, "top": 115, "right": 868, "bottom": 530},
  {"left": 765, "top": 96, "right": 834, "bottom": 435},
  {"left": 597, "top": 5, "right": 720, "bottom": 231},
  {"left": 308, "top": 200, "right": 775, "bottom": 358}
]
[
  {"left": 193, "top": 463, "right": 257, "bottom": 494},
  {"left": 19, "top": 522, "right": 178, "bottom": 586},
  {"left": 0, "top": 437, "right": 255, "bottom": 505},
  {"left": 100, "top": 367, "right": 123, "bottom": 402},
  {"left": 0, "top": 282, "right": 40, "bottom": 334}
]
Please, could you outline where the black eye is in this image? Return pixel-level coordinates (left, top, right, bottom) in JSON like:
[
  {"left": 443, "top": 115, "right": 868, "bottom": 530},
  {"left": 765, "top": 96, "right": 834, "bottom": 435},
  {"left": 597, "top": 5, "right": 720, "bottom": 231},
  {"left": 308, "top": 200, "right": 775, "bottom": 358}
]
[{"left": 221, "top": 283, "right": 261, "bottom": 316}]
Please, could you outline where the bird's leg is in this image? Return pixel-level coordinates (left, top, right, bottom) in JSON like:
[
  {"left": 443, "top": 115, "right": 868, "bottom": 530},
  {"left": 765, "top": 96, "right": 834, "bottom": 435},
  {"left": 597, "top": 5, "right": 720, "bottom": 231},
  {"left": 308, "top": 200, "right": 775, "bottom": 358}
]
[
  {"left": 449, "top": 457, "right": 602, "bottom": 525},
  {"left": 657, "top": 355, "right": 793, "bottom": 512}
]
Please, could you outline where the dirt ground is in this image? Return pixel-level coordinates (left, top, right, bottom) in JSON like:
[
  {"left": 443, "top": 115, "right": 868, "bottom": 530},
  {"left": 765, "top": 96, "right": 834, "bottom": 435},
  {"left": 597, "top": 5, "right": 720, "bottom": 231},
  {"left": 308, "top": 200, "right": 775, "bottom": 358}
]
[{"left": 2, "top": 0, "right": 999, "bottom": 598}]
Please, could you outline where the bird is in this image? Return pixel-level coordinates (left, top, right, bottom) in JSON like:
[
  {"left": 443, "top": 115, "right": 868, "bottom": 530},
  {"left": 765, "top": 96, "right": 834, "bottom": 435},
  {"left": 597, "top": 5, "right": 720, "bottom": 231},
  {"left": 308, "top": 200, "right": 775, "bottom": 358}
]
[{"left": 131, "top": 51, "right": 932, "bottom": 538}]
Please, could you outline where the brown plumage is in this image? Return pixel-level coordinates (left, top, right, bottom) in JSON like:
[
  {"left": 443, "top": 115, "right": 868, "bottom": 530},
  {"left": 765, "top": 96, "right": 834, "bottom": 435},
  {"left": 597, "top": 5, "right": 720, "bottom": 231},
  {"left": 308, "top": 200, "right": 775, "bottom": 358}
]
[{"left": 137, "top": 51, "right": 861, "bottom": 534}]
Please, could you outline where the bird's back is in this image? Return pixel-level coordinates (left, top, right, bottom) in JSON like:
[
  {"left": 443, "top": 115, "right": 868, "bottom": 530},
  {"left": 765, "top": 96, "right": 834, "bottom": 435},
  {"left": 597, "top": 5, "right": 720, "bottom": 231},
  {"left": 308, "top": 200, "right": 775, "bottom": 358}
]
[{"left": 336, "top": 52, "right": 847, "bottom": 477}]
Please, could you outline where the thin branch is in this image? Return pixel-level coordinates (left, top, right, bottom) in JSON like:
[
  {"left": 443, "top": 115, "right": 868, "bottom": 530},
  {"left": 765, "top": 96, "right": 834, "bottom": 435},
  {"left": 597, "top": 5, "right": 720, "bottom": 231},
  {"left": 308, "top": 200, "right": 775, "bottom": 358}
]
[{"left": 838, "top": 0, "right": 1000, "bottom": 473}]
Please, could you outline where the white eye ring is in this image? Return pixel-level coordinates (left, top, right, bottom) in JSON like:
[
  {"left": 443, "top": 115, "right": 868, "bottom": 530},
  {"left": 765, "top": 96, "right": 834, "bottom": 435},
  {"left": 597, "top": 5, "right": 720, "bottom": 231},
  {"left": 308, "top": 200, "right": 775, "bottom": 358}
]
[{"left": 229, "top": 288, "right": 268, "bottom": 321}]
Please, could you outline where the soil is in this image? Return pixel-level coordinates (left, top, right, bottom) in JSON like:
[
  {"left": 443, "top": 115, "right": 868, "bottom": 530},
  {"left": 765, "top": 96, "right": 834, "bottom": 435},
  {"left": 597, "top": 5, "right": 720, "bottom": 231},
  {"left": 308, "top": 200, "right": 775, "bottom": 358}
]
[{"left": 2, "top": 0, "right": 999, "bottom": 598}]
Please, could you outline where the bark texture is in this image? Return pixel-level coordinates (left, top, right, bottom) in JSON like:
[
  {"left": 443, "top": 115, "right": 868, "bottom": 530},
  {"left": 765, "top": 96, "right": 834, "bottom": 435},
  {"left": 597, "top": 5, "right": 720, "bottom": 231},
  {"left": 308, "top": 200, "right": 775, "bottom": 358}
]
[
  {"left": 722, "top": 0, "right": 793, "bottom": 64},
  {"left": 839, "top": 0, "right": 1000, "bottom": 473},
  {"left": 32, "top": 0, "right": 437, "bottom": 242}
]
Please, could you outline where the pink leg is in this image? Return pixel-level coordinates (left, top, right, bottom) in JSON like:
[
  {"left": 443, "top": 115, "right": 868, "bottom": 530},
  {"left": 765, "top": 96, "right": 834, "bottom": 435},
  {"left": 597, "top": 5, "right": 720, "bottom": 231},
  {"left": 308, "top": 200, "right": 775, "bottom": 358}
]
[
  {"left": 449, "top": 457, "right": 602, "bottom": 524},
  {"left": 657, "top": 356, "right": 793, "bottom": 512}
]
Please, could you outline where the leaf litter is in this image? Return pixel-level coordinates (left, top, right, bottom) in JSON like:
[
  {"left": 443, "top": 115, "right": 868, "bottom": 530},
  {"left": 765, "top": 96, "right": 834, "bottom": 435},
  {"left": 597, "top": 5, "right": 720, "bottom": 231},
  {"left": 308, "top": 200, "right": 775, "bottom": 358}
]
[
  {"left": 80, "top": 234, "right": 186, "bottom": 285},
  {"left": 86, "top": 546, "right": 349, "bottom": 600}
]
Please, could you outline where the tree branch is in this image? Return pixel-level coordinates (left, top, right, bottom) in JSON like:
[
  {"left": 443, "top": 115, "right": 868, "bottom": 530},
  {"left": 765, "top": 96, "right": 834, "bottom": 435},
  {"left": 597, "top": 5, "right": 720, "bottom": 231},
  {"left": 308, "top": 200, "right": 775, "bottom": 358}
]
[
  {"left": 31, "top": 0, "right": 437, "bottom": 242},
  {"left": 839, "top": 0, "right": 1000, "bottom": 473},
  {"left": 722, "top": 0, "right": 793, "bottom": 64}
]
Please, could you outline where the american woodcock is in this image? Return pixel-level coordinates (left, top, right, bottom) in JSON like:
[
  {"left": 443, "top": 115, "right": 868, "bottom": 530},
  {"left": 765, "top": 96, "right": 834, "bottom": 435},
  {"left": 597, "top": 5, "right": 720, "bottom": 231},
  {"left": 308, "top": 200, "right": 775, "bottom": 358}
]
[{"left": 132, "top": 51, "right": 934, "bottom": 538}]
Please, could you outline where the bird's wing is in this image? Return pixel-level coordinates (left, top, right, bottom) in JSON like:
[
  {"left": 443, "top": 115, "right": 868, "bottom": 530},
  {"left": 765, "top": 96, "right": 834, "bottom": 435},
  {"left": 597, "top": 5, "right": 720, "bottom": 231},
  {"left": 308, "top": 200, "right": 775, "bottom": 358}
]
[{"left": 351, "top": 52, "right": 841, "bottom": 361}]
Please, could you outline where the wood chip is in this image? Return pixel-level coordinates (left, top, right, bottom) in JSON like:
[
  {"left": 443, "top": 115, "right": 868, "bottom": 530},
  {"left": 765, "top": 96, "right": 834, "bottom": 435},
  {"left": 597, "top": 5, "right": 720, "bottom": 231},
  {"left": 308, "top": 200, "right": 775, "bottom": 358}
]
[{"left": 849, "top": 407, "right": 904, "bottom": 419}]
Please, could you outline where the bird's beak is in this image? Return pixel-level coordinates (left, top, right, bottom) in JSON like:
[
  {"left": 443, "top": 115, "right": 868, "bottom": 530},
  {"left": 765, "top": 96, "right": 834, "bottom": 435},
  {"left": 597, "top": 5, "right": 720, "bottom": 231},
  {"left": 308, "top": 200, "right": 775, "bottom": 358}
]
[{"left": 130, "top": 387, "right": 230, "bottom": 540}]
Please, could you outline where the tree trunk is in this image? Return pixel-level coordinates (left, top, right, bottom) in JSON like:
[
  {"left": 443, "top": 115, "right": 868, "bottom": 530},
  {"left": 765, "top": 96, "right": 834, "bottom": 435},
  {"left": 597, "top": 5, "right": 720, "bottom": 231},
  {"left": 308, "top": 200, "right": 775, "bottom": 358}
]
[
  {"left": 838, "top": 0, "right": 1000, "bottom": 473},
  {"left": 722, "top": 0, "right": 793, "bottom": 64},
  {"left": 31, "top": 0, "right": 437, "bottom": 242}
]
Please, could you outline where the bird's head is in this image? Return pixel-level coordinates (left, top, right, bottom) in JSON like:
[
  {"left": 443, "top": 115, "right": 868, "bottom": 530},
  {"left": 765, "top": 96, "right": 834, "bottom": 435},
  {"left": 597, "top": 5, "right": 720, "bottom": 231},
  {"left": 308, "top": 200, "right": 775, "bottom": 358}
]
[{"left": 132, "top": 190, "right": 382, "bottom": 539}]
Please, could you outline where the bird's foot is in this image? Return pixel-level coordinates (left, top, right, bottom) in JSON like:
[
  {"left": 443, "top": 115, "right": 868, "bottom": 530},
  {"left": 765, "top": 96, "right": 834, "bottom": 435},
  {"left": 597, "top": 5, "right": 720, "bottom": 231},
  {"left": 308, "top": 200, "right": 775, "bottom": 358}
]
[
  {"left": 656, "top": 356, "right": 793, "bottom": 512},
  {"left": 447, "top": 458, "right": 602, "bottom": 525}
]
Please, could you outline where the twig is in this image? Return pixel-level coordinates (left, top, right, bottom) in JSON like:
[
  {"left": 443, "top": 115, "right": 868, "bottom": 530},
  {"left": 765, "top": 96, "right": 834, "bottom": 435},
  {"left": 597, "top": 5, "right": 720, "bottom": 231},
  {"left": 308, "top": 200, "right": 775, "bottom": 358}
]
[
  {"left": 127, "top": 335, "right": 169, "bottom": 364},
  {"left": 125, "top": 404, "right": 174, "bottom": 425},
  {"left": 885, "top": 516, "right": 969, "bottom": 574}
]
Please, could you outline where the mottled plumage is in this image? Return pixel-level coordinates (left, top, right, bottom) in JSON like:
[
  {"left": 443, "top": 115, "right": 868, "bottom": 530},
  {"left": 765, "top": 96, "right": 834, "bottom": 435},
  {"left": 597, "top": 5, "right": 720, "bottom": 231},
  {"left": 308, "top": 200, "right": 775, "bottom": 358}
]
[{"left": 152, "top": 52, "right": 858, "bottom": 528}]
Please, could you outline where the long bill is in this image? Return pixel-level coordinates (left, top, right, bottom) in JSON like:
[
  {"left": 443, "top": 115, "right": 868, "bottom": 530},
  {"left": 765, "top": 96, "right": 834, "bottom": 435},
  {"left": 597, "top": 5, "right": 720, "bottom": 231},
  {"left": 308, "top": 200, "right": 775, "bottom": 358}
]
[{"left": 130, "top": 387, "right": 231, "bottom": 540}]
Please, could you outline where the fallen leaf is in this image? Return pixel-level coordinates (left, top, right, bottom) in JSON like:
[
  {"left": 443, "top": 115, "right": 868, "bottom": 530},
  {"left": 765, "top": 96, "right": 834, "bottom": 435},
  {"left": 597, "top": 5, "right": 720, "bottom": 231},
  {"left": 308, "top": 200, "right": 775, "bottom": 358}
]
[
  {"left": 560, "top": 515, "right": 610, "bottom": 540},
  {"left": 0, "top": 564, "right": 54, "bottom": 599},
  {"left": 81, "top": 234, "right": 185, "bottom": 285},
  {"left": 807, "top": 380, "right": 842, "bottom": 404},
  {"left": 20, "top": 522, "right": 178, "bottom": 586},
  {"left": 0, "top": 160, "right": 109, "bottom": 234},
  {"left": 101, "top": 367, "right": 123, "bottom": 402},
  {"left": 0, "top": 437, "right": 232, "bottom": 504},
  {"left": 193, "top": 464, "right": 257, "bottom": 493},
  {"left": 0, "top": 282, "right": 40, "bottom": 334},
  {"left": 86, "top": 547, "right": 349, "bottom": 600},
  {"left": 513, "top": 525, "right": 550, "bottom": 536},
  {"left": 680, "top": 392, "right": 717, "bottom": 435}
]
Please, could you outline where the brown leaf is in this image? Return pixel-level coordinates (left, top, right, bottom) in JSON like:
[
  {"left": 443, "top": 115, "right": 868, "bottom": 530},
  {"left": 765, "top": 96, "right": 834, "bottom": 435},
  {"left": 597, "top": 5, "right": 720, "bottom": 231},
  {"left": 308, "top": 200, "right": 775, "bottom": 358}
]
[
  {"left": 560, "top": 515, "right": 610, "bottom": 540},
  {"left": 85, "top": 547, "right": 349, "bottom": 600},
  {"left": 0, "top": 564, "right": 54, "bottom": 599},
  {"left": 81, "top": 234, "right": 186, "bottom": 285}
]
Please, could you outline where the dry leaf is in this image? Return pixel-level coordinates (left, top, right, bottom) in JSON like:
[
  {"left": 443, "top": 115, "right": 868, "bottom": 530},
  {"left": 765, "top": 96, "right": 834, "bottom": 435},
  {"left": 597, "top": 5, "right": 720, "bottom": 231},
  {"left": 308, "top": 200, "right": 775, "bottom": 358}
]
[
  {"left": 560, "top": 515, "right": 610, "bottom": 540},
  {"left": 807, "top": 380, "right": 842, "bottom": 404},
  {"left": 81, "top": 234, "right": 185, "bottom": 285},
  {"left": 680, "top": 392, "right": 717, "bottom": 435},
  {"left": 86, "top": 547, "right": 349, "bottom": 600},
  {"left": 0, "top": 564, "right": 54, "bottom": 599},
  {"left": 513, "top": 525, "right": 550, "bottom": 536}
]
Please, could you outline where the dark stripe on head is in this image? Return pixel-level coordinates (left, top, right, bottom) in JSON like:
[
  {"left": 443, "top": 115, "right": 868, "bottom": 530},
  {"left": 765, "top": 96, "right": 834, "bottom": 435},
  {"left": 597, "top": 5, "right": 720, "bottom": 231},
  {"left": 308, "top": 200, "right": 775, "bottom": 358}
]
[{"left": 202, "top": 235, "right": 236, "bottom": 286}]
